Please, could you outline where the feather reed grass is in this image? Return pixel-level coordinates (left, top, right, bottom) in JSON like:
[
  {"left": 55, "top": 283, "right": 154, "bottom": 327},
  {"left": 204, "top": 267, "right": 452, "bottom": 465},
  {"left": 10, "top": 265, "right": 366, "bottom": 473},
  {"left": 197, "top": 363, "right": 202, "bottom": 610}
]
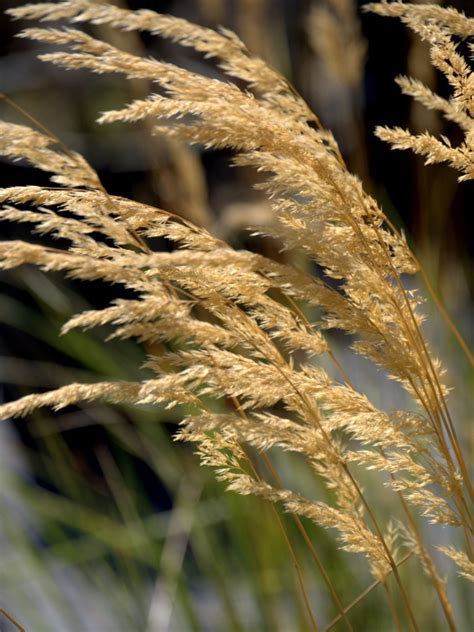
[{"left": 0, "top": 1, "right": 472, "bottom": 629}]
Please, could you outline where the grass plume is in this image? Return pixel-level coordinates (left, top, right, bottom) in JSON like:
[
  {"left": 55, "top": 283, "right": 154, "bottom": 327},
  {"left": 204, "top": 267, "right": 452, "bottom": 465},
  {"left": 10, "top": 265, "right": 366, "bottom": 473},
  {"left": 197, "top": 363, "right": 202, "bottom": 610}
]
[{"left": 0, "top": 1, "right": 472, "bottom": 629}]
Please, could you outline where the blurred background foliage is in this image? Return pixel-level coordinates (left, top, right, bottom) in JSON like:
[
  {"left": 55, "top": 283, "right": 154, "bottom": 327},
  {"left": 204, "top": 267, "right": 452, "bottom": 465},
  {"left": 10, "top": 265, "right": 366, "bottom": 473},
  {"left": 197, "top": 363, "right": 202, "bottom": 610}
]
[{"left": 0, "top": 1, "right": 472, "bottom": 630}]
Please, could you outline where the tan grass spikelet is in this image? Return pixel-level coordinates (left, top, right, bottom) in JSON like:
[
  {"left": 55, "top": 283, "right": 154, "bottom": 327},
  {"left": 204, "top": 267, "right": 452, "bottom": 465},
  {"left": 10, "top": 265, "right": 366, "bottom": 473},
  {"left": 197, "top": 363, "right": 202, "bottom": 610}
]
[
  {"left": 363, "top": 2, "right": 474, "bottom": 39},
  {"left": 0, "top": 121, "right": 100, "bottom": 189},
  {"left": 8, "top": 0, "right": 314, "bottom": 121},
  {"left": 366, "top": 2, "right": 474, "bottom": 181},
  {"left": 438, "top": 546, "right": 474, "bottom": 582},
  {"left": 307, "top": 0, "right": 367, "bottom": 89}
]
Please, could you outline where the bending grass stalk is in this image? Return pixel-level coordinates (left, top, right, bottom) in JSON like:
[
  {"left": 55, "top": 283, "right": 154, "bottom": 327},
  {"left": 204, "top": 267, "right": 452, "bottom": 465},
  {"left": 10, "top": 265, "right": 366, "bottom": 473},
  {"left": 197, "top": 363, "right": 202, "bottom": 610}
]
[
  {"left": 259, "top": 451, "right": 354, "bottom": 632},
  {"left": 300, "top": 295, "right": 458, "bottom": 631},
  {"left": 389, "top": 473, "right": 457, "bottom": 632},
  {"left": 318, "top": 153, "right": 473, "bottom": 533},
  {"left": 275, "top": 276, "right": 458, "bottom": 603},
  {"left": 204, "top": 360, "right": 319, "bottom": 631},
  {"left": 225, "top": 373, "right": 352, "bottom": 630},
  {"left": 307, "top": 113, "right": 472, "bottom": 526},
  {"left": 239, "top": 335, "right": 421, "bottom": 632},
  {"left": 322, "top": 552, "right": 414, "bottom": 632},
  {"left": 0, "top": 608, "right": 26, "bottom": 632},
  {"left": 246, "top": 334, "right": 422, "bottom": 630},
  {"left": 354, "top": 202, "right": 474, "bottom": 542},
  {"left": 383, "top": 213, "right": 474, "bottom": 369},
  {"left": 308, "top": 315, "right": 449, "bottom": 629},
  {"left": 243, "top": 448, "right": 320, "bottom": 631}
]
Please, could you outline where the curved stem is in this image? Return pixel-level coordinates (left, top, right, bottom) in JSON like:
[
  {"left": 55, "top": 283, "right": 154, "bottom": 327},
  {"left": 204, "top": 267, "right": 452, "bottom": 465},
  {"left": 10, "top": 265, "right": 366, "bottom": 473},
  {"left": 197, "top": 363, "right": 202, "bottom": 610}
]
[
  {"left": 260, "top": 452, "right": 353, "bottom": 632},
  {"left": 0, "top": 608, "right": 26, "bottom": 632},
  {"left": 323, "top": 552, "right": 413, "bottom": 631},
  {"left": 243, "top": 448, "right": 320, "bottom": 632}
]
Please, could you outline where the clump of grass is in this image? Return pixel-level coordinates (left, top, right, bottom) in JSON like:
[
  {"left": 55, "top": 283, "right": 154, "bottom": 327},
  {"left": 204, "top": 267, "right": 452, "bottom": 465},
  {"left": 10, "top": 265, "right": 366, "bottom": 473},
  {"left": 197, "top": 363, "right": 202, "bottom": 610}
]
[{"left": 0, "top": 2, "right": 472, "bottom": 630}]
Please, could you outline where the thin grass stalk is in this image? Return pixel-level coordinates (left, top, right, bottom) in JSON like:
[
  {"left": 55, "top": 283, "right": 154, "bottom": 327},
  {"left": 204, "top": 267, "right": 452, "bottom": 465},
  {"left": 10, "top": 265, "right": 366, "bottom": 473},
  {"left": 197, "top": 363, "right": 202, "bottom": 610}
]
[
  {"left": 259, "top": 452, "right": 354, "bottom": 632},
  {"left": 322, "top": 552, "right": 414, "bottom": 632},
  {"left": 237, "top": 328, "right": 421, "bottom": 630},
  {"left": 255, "top": 349, "right": 421, "bottom": 631},
  {"left": 370, "top": 219, "right": 472, "bottom": 490},
  {"left": 328, "top": 337, "right": 459, "bottom": 626},
  {"left": 381, "top": 582, "right": 404, "bottom": 632},
  {"left": 243, "top": 448, "right": 320, "bottom": 631},
  {"left": 389, "top": 474, "right": 457, "bottom": 631},
  {"left": 382, "top": 213, "right": 474, "bottom": 369},
  {"left": 271, "top": 280, "right": 456, "bottom": 625},
  {"left": 215, "top": 338, "right": 353, "bottom": 630},
  {"left": 321, "top": 160, "right": 473, "bottom": 532},
  {"left": 313, "top": 297, "right": 462, "bottom": 627},
  {"left": 365, "top": 215, "right": 474, "bottom": 523},
  {"left": 340, "top": 466, "right": 421, "bottom": 632},
  {"left": 0, "top": 608, "right": 26, "bottom": 632},
  {"left": 202, "top": 356, "right": 319, "bottom": 631},
  {"left": 269, "top": 282, "right": 454, "bottom": 627}
]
